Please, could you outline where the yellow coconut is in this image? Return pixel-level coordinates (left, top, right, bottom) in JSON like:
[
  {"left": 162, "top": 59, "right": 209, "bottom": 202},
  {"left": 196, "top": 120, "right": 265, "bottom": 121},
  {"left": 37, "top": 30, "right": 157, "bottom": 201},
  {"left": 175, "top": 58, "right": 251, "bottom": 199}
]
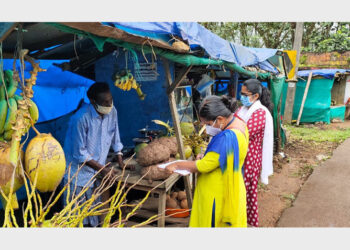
[
  {"left": 25, "top": 133, "right": 66, "bottom": 193},
  {"left": 184, "top": 145, "right": 193, "bottom": 159},
  {"left": 0, "top": 145, "right": 25, "bottom": 209}
]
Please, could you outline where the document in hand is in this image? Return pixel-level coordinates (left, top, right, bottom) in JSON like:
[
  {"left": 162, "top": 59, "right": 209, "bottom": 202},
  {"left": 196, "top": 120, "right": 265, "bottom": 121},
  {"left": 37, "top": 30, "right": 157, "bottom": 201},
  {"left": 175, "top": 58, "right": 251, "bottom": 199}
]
[{"left": 157, "top": 160, "right": 191, "bottom": 176}]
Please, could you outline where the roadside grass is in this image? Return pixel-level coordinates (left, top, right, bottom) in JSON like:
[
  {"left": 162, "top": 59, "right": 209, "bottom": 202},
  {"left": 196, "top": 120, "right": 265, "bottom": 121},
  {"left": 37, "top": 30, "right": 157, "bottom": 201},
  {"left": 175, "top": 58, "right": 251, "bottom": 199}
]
[
  {"left": 257, "top": 182, "right": 269, "bottom": 192},
  {"left": 290, "top": 164, "right": 315, "bottom": 179},
  {"left": 285, "top": 124, "right": 350, "bottom": 143},
  {"left": 281, "top": 193, "right": 296, "bottom": 207}
]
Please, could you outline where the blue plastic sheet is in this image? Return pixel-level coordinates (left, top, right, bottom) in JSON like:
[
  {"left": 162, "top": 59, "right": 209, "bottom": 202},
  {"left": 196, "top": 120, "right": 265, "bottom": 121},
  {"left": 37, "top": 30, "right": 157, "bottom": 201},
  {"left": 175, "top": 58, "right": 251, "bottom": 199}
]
[
  {"left": 298, "top": 69, "right": 350, "bottom": 79},
  {"left": 0, "top": 22, "right": 14, "bottom": 40},
  {"left": 105, "top": 22, "right": 278, "bottom": 69},
  {"left": 2, "top": 59, "right": 94, "bottom": 123},
  {"left": 95, "top": 52, "right": 174, "bottom": 147},
  {"left": 246, "top": 47, "right": 279, "bottom": 62},
  {"left": 257, "top": 61, "right": 279, "bottom": 74}
]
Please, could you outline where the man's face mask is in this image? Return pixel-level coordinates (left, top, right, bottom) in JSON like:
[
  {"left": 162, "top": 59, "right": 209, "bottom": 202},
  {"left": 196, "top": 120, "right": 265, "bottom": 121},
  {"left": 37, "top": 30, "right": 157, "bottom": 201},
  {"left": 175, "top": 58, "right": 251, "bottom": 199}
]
[
  {"left": 205, "top": 119, "right": 222, "bottom": 136},
  {"left": 95, "top": 101, "right": 113, "bottom": 115}
]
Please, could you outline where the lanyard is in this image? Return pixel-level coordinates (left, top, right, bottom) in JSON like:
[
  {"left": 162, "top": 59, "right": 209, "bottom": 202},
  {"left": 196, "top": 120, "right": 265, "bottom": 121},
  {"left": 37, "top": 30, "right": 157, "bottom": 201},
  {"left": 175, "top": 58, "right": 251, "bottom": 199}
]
[{"left": 223, "top": 116, "right": 235, "bottom": 130}]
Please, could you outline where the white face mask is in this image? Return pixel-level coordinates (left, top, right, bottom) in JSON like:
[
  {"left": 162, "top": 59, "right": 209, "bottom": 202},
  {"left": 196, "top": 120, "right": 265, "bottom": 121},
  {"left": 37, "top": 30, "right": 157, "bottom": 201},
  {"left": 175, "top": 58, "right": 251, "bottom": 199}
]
[
  {"left": 205, "top": 119, "right": 222, "bottom": 136},
  {"left": 95, "top": 101, "right": 113, "bottom": 115}
]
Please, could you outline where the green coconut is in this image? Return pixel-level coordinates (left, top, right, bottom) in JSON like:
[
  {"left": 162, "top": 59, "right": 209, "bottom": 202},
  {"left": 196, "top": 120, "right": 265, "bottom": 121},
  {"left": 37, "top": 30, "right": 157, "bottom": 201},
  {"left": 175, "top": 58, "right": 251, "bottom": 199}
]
[
  {"left": 134, "top": 143, "right": 148, "bottom": 156},
  {"left": 180, "top": 122, "right": 195, "bottom": 136},
  {"left": 194, "top": 146, "right": 202, "bottom": 156},
  {"left": 194, "top": 145, "right": 207, "bottom": 156}
]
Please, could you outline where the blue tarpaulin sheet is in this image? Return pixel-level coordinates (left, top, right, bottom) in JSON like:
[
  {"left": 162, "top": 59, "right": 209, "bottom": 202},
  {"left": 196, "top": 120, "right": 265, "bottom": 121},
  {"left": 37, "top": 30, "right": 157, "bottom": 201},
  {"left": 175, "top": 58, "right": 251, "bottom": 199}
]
[
  {"left": 0, "top": 22, "right": 14, "bottom": 40},
  {"left": 246, "top": 47, "right": 279, "bottom": 62},
  {"left": 298, "top": 69, "right": 350, "bottom": 79},
  {"left": 2, "top": 59, "right": 94, "bottom": 123},
  {"left": 105, "top": 22, "right": 278, "bottom": 69}
]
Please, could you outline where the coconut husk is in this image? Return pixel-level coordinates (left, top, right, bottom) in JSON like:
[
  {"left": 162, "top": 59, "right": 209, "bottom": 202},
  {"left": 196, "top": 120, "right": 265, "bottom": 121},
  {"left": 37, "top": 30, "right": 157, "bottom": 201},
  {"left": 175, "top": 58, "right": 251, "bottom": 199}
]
[
  {"left": 172, "top": 41, "right": 190, "bottom": 51},
  {"left": 0, "top": 145, "right": 14, "bottom": 186},
  {"left": 140, "top": 164, "right": 172, "bottom": 184},
  {"left": 0, "top": 163, "right": 14, "bottom": 187},
  {"left": 136, "top": 143, "right": 170, "bottom": 167},
  {"left": 149, "top": 137, "right": 178, "bottom": 156}
]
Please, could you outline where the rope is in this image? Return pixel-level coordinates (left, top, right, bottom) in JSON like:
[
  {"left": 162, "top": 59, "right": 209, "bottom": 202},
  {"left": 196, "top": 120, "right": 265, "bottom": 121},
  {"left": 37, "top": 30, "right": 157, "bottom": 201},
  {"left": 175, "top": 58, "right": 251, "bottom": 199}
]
[
  {"left": 141, "top": 39, "right": 157, "bottom": 64},
  {"left": 129, "top": 49, "right": 143, "bottom": 82},
  {"left": 74, "top": 34, "right": 79, "bottom": 61}
]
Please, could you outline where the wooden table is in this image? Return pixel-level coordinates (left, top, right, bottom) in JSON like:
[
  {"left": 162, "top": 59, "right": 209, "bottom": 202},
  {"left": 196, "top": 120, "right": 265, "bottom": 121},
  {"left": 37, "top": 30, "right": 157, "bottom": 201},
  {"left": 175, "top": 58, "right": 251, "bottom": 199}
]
[{"left": 106, "top": 158, "right": 191, "bottom": 227}]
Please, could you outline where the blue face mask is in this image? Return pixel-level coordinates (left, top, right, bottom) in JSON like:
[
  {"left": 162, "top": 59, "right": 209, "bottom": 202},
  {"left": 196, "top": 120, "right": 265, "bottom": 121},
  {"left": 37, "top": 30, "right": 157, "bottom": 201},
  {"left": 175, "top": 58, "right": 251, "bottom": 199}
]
[{"left": 240, "top": 95, "right": 253, "bottom": 107}]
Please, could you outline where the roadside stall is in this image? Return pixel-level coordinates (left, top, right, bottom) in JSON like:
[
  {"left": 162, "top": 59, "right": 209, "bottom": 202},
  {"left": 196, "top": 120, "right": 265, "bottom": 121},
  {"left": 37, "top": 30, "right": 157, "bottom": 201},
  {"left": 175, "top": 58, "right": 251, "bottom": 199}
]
[
  {"left": 280, "top": 69, "right": 350, "bottom": 124},
  {"left": 0, "top": 22, "right": 287, "bottom": 227}
]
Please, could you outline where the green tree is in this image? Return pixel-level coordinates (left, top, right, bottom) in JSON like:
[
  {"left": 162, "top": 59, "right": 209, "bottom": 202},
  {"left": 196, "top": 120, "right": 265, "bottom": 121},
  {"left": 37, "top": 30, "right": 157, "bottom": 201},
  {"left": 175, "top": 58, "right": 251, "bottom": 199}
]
[
  {"left": 200, "top": 22, "right": 293, "bottom": 49},
  {"left": 304, "top": 23, "right": 350, "bottom": 52},
  {"left": 200, "top": 22, "right": 350, "bottom": 52}
]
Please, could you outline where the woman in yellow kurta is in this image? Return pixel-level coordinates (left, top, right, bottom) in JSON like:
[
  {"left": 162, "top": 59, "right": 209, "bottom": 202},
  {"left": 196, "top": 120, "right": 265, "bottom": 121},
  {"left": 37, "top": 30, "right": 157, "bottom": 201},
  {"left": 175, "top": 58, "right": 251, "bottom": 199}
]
[{"left": 165, "top": 95, "right": 249, "bottom": 227}]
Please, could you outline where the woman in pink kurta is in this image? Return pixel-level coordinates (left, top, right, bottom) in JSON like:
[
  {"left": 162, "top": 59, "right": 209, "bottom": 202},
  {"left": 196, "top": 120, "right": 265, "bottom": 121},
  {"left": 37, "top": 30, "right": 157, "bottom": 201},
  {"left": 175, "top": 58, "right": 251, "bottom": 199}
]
[{"left": 236, "top": 79, "right": 274, "bottom": 227}]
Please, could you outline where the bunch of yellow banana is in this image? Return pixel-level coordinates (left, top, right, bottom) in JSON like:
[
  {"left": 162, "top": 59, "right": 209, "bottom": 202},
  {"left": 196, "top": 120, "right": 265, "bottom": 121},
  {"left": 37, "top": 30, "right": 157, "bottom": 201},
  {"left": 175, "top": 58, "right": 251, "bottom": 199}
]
[
  {"left": 114, "top": 70, "right": 138, "bottom": 91},
  {"left": 0, "top": 70, "right": 39, "bottom": 143},
  {"left": 114, "top": 70, "right": 146, "bottom": 100}
]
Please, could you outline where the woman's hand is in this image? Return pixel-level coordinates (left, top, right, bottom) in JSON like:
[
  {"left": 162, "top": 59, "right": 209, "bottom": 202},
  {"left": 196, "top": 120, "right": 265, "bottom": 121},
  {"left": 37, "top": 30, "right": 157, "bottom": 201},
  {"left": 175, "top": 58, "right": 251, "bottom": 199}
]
[
  {"left": 165, "top": 163, "right": 177, "bottom": 175},
  {"left": 196, "top": 153, "right": 204, "bottom": 160}
]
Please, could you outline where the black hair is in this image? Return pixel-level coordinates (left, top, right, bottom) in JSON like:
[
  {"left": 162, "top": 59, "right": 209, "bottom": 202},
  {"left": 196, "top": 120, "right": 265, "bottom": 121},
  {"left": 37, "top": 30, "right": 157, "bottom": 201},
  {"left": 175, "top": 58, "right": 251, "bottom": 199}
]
[
  {"left": 199, "top": 95, "right": 238, "bottom": 121},
  {"left": 87, "top": 82, "right": 111, "bottom": 101},
  {"left": 243, "top": 79, "right": 274, "bottom": 114}
]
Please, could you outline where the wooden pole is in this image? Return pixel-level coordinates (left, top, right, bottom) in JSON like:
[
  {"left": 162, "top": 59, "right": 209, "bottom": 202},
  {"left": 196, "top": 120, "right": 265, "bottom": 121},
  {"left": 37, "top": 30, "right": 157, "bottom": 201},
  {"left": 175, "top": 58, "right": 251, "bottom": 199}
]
[
  {"left": 283, "top": 22, "right": 304, "bottom": 124},
  {"left": 296, "top": 72, "right": 313, "bottom": 126},
  {"left": 276, "top": 88, "right": 284, "bottom": 152},
  {"left": 167, "top": 66, "right": 192, "bottom": 95},
  {"left": 233, "top": 72, "right": 239, "bottom": 99},
  {"left": 228, "top": 70, "right": 235, "bottom": 97},
  {"left": 162, "top": 58, "right": 193, "bottom": 208}
]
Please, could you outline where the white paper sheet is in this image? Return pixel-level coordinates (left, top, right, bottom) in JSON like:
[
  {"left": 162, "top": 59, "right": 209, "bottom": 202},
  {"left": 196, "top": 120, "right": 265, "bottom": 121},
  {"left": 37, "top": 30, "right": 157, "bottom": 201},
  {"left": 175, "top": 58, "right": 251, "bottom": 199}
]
[{"left": 157, "top": 160, "right": 191, "bottom": 176}]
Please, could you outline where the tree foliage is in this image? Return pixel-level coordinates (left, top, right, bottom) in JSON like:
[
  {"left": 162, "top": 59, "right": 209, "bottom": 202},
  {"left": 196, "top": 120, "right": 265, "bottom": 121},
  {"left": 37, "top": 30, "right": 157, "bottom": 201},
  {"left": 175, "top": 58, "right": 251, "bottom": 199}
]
[
  {"left": 200, "top": 22, "right": 350, "bottom": 53},
  {"left": 303, "top": 23, "right": 350, "bottom": 52}
]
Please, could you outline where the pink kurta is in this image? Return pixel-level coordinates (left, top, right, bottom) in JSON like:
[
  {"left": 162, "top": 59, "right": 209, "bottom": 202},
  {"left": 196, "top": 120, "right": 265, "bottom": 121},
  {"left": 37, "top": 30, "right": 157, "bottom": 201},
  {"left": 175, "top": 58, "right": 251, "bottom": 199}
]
[{"left": 243, "top": 108, "right": 266, "bottom": 227}]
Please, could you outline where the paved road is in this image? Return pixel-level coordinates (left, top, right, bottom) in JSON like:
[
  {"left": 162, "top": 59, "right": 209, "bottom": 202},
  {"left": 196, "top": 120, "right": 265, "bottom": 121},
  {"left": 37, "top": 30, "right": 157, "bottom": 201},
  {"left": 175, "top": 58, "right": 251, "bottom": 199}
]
[{"left": 277, "top": 138, "right": 350, "bottom": 227}]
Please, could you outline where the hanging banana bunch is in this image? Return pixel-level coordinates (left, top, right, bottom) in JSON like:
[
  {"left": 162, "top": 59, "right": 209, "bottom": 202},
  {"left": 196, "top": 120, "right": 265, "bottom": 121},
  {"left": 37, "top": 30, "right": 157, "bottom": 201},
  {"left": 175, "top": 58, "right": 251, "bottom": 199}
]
[
  {"left": 0, "top": 70, "right": 39, "bottom": 142},
  {"left": 0, "top": 50, "right": 45, "bottom": 211},
  {"left": 114, "top": 69, "right": 146, "bottom": 100}
]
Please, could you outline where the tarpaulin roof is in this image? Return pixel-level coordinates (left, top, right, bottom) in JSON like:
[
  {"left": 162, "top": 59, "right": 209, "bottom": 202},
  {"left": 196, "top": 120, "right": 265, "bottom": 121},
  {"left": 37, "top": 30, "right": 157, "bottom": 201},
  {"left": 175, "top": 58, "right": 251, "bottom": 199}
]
[
  {"left": 0, "top": 22, "right": 16, "bottom": 42},
  {"left": 2, "top": 59, "right": 94, "bottom": 123},
  {"left": 106, "top": 22, "right": 278, "bottom": 69},
  {"left": 246, "top": 47, "right": 280, "bottom": 63},
  {"left": 47, "top": 23, "right": 277, "bottom": 78},
  {"left": 298, "top": 69, "right": 350, "bottom": 79}
]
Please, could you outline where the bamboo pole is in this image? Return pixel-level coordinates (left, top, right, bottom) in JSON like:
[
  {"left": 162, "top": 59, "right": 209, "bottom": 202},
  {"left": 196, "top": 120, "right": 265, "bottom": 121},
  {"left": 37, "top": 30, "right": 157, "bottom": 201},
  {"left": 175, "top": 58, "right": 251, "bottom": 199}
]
[
  {"left": 296, "top": 72, "right": 313, "bottom": 126},
  {"left": 162, "top": 58, "right": 193, "bottom": 209}
]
